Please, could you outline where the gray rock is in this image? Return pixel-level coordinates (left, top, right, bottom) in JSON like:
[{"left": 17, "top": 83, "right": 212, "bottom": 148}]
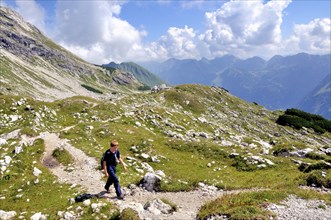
[
  {"left": 0, "top": 138, "right": 7, "bottom": 146},
  {"left": 144, "top": 199, "right": 173, "bottom": 214},
  {"left": 0, "top": 210, "right": 17, "bottom": 220},
  {"left": 141, "top": 173, "right": 161, "bottom": 192},
  {"left": 30, "top": 212, "right": 46, "bottom": 220}
]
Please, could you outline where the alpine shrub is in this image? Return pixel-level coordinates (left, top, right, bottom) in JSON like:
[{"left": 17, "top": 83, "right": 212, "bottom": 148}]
[
  {"left": 305, "top": 152, "right": 326, "bottom": 160},
  {"left": 81, "top": 84, "right": 103, "bottom": 94},
  {"left": 276, "top": 108, "right": 331, "bottom": 133},
  {"left": 299, "top": 161, "right": 331, "bottom": 173},
  {"left": 119, "top": 208, "right": 140, "bottom": 220},
  {"left": 306, "top": 170, "right": 331, "bottom": 188}
]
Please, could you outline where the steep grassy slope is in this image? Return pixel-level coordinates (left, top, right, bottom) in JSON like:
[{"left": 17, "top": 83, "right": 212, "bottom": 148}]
[
  {"left": 104, "top": 62, "right": 166, "bottom": 87},
  {"left": 1, "top": 84, "right": 330, "bottom": 218},
  {"left": 0, "top": 7, "right": 142, "bottom": 101}
]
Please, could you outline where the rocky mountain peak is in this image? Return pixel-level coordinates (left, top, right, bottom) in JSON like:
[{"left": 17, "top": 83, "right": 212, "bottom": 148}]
[
  {"left": 0, "top": 6, "right": 144, "bottom": 101},
  {"left": 0, "top": 6, "right": 40, "bottom": 35}
]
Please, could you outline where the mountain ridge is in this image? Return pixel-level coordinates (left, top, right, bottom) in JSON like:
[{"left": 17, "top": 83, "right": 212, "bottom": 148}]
[
  {"left": 0, "top": 6, "right": 145, "bottom": 101},
  {"left": 298, "top": 75, "right": 331, "bottom": 119},
  {"left": 138, "top": 53, "right": 331, "bottom": 119},
  {"left": 103, "top": 61, "right": 165, "bottom": 88}
]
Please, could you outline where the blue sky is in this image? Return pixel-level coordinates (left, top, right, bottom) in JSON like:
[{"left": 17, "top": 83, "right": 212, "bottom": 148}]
[{"left": 2, "top": 0, "right": 330, "bottom": 64}]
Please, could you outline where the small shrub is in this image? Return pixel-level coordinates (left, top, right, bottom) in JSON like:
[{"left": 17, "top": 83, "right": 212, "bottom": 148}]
[
  {"left": 276, "top": 108, "right": 331, "bottom": 133},
  {"left": 52, "top": 147, "right": 73, "bottom": 166},
  {"left": 231, "top": 156, "right": 257, "bottom": 172},
  {"left": 300, "top": 162, "right": 331, "bottom": 173},
  {"left": 81, "top": 84, "right": 103, "bottom": 94},
  {"left": 138, "top": 85, "right": 151, "bottom": 91},
  {"left": 119, "top": 208, "right": 140, "bottom": 220},
  {"left": 272, "top": 145, "right": 295, "bottom": 156},
  {"left": 160, "top": 198, "right": 178, "bottom": 212},
  {"left": 285, "top": 108, "right": 324, "bottom": 121},
  {"left": 305, "top": 170, "right": 331, "bottom": 188},
  {"left": 305, "top": 152, "right": 326, "bottom": 160},
  {"left": 298, "top": 163, "right": 310, "bottom": 172}
]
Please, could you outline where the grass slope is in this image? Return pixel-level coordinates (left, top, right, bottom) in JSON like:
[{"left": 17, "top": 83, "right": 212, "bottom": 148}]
[{"left": 1, "top": 84, "right": 330, "bottom": 219}]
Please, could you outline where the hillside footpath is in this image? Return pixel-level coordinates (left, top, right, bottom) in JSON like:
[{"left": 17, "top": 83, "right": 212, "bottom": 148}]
[{"left": 39, "top": 132, "right": 331, "bottom": 220}]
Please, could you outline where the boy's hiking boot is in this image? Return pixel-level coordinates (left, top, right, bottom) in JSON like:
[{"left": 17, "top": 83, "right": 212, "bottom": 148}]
[
  {"left": 104, "top": 187, "right": 110, "bottom": 193},
  {"left": 117, "top": 195, "right": 124, "bottom": 200}
]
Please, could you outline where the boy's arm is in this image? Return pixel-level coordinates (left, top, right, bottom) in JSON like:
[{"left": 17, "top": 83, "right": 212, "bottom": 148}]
[{"left": 119, "top": 157, "right": 128, "bottom": 172}]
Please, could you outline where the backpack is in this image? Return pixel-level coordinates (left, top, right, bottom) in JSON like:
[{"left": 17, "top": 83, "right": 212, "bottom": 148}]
[{"left": 100, "top": 151, "right": 106, "bottom": 170}]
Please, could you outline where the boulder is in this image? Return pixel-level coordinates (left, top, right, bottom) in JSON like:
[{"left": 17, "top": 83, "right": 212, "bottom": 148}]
[
  {"left": 144, "top": 199, "right": 173, "bottom": 214},
  {"left": 140, "top": 173, "right": 161, "bottom": 192},
  {"left": 0, "top": 210, "right": 17, "bottom": 220}
]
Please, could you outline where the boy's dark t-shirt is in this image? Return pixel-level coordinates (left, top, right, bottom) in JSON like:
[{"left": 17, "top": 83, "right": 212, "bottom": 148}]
[{"left": 104, "top": 149, "right": 120, "bottom": 167}]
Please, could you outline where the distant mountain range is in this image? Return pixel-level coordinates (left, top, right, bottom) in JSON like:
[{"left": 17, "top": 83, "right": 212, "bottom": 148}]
[
  {"left": 298, "top": 75, "right": 331, "bottom": 119},
  {"left": 1, "top": 6, "right": 329, "bottom": 120},
  {"left": 138, "top": 53, "right": 331, "bottom": 119}
]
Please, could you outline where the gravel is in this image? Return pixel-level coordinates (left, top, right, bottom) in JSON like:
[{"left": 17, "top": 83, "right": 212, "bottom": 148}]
[{"left": 267, "top": 194, "right": 331, "bottom": 220}]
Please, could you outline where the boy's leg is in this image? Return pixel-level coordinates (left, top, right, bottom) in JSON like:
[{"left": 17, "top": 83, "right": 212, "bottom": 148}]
[
  {"left": 113, "top": 175, "right": 122, "bottom": 197},
  {"left": 104, "top": 167, "right": 114, "bottom": 191},
  {"left": 108, "top": 167, "right": 122, "bottom": 197}
]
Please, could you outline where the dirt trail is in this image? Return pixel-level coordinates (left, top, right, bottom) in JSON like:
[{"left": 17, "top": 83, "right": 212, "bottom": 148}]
[
  {"left": 40, "top": 132, "right": 103, "bottom": 194},
  {"left": 39, "top": 132, "right": 235, "bottom": 219},
  {"left": 38, "top": 132, "right": 331, "bottom": 220},
  {"left": 120, "top": 189, "right": 248, "bottom": 220}
]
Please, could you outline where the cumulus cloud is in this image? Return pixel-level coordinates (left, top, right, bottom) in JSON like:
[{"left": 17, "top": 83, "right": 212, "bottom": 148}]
[
  {"left": 284, "top": 18, "right": 331, "bottom": 55},
  {"left": 4, "top": 0, "right": 330, "bottom": 63},
  {"left": 158, "top": 26, "right": 199, "bottom": 59},
  {"left": 198, "top": 0, "right": 291, "bottom": 59},
  {"left": 53, "top": 1, "right": 149, "bottom": 64}
]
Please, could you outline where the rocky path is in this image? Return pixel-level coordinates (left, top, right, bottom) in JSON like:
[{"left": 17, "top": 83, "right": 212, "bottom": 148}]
[
  {"left": 118, "top": 188, "right": 255, "bottom": 220},
  {"left": 39, "top": 132, "right": 331, "bottom": 220},
  {"left": 39, "top": 132, "right": 233, "bottom": 219},
  {"left": 40, "top": 132, "right": 103, "bottom": 194}
]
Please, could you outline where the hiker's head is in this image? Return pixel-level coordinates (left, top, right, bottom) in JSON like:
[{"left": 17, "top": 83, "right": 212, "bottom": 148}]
[{"left": 110, "top": 140, "right": 119, "bottom": 149}]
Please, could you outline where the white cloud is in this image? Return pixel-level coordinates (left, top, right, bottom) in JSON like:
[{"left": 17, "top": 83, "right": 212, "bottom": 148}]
[
  {"left": 53, "top": 1, "right": 146, "bottom": 64},
  {"left": 284, "top": 18, "right": 331, "bottom": 55},
  {"left": 198, "top": 0, "right": 291, "bottom": 59},
  {"left": 5, "top": 0, "right": 330, "bottom": 63},
  {"left": 12, "top": 0, "right": 47, "bottom": 33},
  {"left": 180, "top": 0, "right": 208, "bottom": 9},
  {"left": 157, "top": 26, "right": 199, "bottom": 59}
]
